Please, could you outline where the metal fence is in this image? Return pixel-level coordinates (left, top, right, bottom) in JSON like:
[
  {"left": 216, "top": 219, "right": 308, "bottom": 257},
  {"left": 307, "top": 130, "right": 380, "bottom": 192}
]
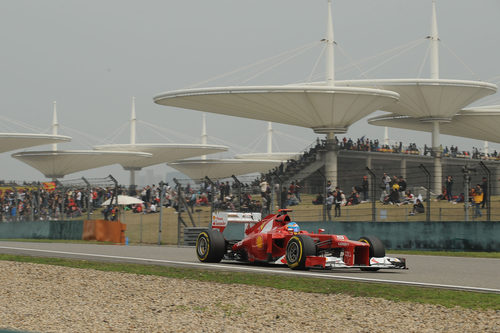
[
  {"left": 2, "top": 160, "right": 499, "bottom": 245},
  {"left": 0, "top": 176, "right": 120, "bottom": 222}
]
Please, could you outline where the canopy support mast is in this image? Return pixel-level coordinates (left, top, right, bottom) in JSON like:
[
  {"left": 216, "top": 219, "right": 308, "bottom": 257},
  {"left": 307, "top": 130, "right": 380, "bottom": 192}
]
[
  {"left": 201, "top": 113, "right": 208, "bottom": 160},
  {"left": 52, "top": 101, "right": 58, "bottom": 151},
  {"left": 267, "top": 122, "right": 273, "bottom": 154},
  {"left": 129, "top": 97, "right": 139, "bottom": 190},
  {"left": 429, "top": 0, "right": 443, "bottom": 194},
  {"left": 324, "top": 0, "right": 338, "bottom": 186},
  {"left": 430, "top": 0, "right": 439, "bottom": 80}
]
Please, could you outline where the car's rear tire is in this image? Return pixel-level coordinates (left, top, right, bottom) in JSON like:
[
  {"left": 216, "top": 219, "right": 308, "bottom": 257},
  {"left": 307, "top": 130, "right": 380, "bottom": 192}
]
[
  {"left": 358, "top": 235, "right": 385, "bottom": 271},
  {"left": 285, "top": 234, "right": 316, "bottom": 270},
  {"left": 196, "top": 229, "right": 226, "bottom": 263}
]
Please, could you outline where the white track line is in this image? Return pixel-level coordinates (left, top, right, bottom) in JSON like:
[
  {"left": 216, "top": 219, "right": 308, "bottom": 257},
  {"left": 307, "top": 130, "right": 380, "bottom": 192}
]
[{"left": 1, "top": 246, "right": 498, "bottom": 294}]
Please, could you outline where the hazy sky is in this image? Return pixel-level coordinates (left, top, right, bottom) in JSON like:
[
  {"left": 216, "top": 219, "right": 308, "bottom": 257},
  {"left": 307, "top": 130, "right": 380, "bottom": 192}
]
[{"left": 1, "top": 0, "right": 499, "bottom": 184}]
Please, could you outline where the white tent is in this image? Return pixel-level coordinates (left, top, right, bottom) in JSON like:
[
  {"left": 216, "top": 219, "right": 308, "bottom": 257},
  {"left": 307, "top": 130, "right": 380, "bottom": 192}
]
[
  {"left": 336, "top": 79, "right": 496, "bottom": 120},
  {"left": 368, "top": 106, "right": 500, "bottom": 144},
  {"left": 94, "top": 143, "right": 227, "bottom": 169},
  {"left": 102, "top": 195, "right": 144, "bottom": 206},
  {"left": 0, "top": 133, "right": 71, "bottom": 153},
  {"left": 168, "top": 158, "right": 282, "bottom": 180},
  {"left": 12, "top": 150, "right": 152, "bottom": 178},
  {"left": 234, "top": 152, "right": 300, "bottom": 161}
]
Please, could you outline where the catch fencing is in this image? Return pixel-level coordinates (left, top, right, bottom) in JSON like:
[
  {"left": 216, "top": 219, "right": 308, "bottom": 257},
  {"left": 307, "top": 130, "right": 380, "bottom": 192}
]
[{"left": 2, "top": 159, "right": 500, "bottom": 246}]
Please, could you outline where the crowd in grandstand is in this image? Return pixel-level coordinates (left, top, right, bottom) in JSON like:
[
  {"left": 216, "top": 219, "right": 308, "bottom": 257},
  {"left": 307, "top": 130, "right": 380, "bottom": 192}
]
[
  {"left": 0, "top": 136, "right": 496, "bottom": 222},
  {"left": 0, "top": 171, "right": 489, "bottom": 222},
  {"left": 259, "top": 136, "right": 494, "bottom": 195},
  {"left": 0, "top": 184, "right": 119, "bottom": 222}
]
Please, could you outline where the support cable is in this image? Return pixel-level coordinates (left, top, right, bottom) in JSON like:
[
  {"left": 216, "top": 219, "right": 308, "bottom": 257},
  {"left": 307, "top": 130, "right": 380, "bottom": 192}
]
[
  {"left": 440, "top": 41, "right": 479, "bottom": 80},
  {"left": 98, "top": 122, "right": 129, "bottom": 144},
  {"left": 307, "top": 45, "right": 327, "bottom": 82},
  {"left": 0, "top": 115, "right": 44, "bottom": 133},
  {"left": 138, "top": 120, "right": 197, "bottom": 143},
  {"left": 416, "top": 42, "right": 431, "bottom": 78},
  {"left": 189, "top": 41, "right": 321, "bottom": 88},
  {"left": 358, "top": 38, "right": 426, "bottom": 77},
  {"left": 241, "top": 42, "right": 321, "bottom": 84}
]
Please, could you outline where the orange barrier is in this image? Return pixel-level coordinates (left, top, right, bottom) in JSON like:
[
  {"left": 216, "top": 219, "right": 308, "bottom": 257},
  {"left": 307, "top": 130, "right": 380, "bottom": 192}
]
[{"left": 83, "top": 220, "right": 127, "bottom": 244}]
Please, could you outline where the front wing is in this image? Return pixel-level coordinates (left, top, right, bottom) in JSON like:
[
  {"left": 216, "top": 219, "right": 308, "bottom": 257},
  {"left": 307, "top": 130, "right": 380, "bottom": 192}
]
[{"left": 270, "top": 255, "right": 407, "bottom": 270}]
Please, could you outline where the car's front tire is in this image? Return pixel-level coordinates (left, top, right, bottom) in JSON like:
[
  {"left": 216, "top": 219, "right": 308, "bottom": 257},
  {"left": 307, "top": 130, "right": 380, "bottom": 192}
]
[
  {"left": 285, "top": 234, "right": 316, "bottom": 270},
  {"left": 196, "top": 229, "right": 226, "bottom": 263},
  {"left": 358, "top": 235, "right": 386, "bottom": 271}
]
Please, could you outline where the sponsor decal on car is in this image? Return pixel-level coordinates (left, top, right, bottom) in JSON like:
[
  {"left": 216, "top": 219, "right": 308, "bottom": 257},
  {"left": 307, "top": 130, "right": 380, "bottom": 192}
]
[{"left": 256, "top": 235, "right": 264, "bottom": 249}]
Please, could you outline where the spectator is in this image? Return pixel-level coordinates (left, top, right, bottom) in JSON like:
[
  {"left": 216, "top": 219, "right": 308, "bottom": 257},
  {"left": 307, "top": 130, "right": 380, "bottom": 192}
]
[
  {"left": 280, "top": 186, "right": 288, "bottom": 209},
  {"left": 326, "top": 180, "right": 334, "bottom": 194},
  {"left": 409, "top": 199, "right": 425, "bottom": 215},
  {"left": 436, "top": 186, "right": 448, "bottom": 201},
  {"left": 259, "top": 178, "right": 269, "bottom": 198},
  {"left": 473, "top": 184, "right": 483, "bottom": 218},
  {"left": 382, "top": 173, "right": 391, "bottom": 192},
  {"left": 326, "top": 192, "right": 334, "bottom": 221},
  {"left": 288, "top": 182, "right": 296, "bottom": 197},
  {"left": 361, "top": 176, "right": 369, "bottom": 201},
  {"left": 445, "top": 176, "right": 454, "bottom": 202},
  {"left": 397, "top": 176, "right": 407, "bottom": 193},
  {"left": 312, "top": 193, "right": 324, "bottom": 205},
  {"left": 383, "top": 184, "right": 400, "bottom": 205},
  {"left": 480, "top": 177, "right": 488, "bottom": 208},
  {"left": 347, "top": 187, "right": 360, "bottom": 206},
  {"left": 334, "top": 187, "right": 344, "bottom": 217},
  {"left": 148, "top": 202, "right": 157, "bottom": 213},
  {"left": 287, "top": 192, "right": 299, "bottom": 206},
  {"left": 261, "top": 195, "right": 270, "bottom": 216},
  {"left": 102, "top": 205, "right": 109, "bottom": 220},
  {"left": 294, "top": 181, "right": 302, "bottom": 202},
  {"left": 399, "top": 190, "right": 415, "bottom": 205}
]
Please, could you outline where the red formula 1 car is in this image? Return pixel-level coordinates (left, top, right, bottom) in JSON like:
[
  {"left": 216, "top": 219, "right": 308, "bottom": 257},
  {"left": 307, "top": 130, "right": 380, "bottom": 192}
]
[{"left": 196, "top": 209, "right": 406, "bottom": 270}]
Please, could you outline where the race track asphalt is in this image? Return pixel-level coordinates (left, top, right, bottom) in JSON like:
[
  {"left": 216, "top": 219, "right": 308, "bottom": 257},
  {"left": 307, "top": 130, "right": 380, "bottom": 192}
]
[{"left": 0, "top": 241, "right": 498, "bottom": 293}]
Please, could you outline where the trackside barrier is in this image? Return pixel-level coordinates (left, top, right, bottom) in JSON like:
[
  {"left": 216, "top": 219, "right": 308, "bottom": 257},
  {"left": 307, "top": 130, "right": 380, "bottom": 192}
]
[
  {"left": 183, "top": 227, "right": 208, "bottom": 246},
  {"left": 0, "top": 220, "right": 84, "bottom": 240},
  {"left": 221, "top": 221, "right": 500, "bottom": 252},
  {"left": 0, "top": 220, "right": 126, "bottom": 244},
  {"left": 83, "top": 220, "right": 126, "bottom": 244}
]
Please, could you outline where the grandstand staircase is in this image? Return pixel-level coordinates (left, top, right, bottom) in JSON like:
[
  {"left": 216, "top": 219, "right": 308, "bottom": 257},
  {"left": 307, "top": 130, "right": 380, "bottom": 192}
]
[{"left": 279, "top": 150, "right": 325, "bottom": 184}]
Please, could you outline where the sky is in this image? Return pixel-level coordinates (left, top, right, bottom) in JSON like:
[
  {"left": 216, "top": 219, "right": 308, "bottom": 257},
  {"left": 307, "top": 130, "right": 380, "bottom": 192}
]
[{"left": 0, "top": 0, "right": 499, "bottom": 185}]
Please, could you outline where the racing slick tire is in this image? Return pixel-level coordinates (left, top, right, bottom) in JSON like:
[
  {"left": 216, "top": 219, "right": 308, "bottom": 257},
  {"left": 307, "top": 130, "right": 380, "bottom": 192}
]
[
  {"left": 196, "top": 229, "right": 226, "bottom": 263},
  {"left": 358, "top": 235, "right": 385, "bottom": 271},
  {"left": 285, "top": 234, "right": 316, "bottom": 270}
]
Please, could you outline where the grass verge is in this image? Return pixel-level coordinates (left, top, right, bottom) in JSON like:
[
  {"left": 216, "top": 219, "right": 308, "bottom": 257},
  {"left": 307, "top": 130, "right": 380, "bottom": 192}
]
[{"left": 0, "top": 254, "right": 498, "bottom": 311}]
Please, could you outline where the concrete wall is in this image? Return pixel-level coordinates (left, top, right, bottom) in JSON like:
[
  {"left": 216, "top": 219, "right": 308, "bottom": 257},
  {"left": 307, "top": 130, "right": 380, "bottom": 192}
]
[
  {"left": 222, "top": 221, "right": 500, "bottom": 251},
  {"left": 0, "top": 221, "right": 84, "bottom": 240}
]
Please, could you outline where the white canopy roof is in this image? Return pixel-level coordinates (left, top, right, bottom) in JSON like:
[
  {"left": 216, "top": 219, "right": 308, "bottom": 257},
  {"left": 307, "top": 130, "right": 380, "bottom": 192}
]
[
  {"left": 154, "top": 85, "right": 399, "bottom": 134},
  {"left": 102, "top": 195, "right": 144, "bottom": 206},
  {"left": 12, "top": 150, "right": 152, "bottom": 178},
  {"left": 168, "top": 158, "right": 282, "bottom": 180},
  {"left": 368, "top": 105, "right": 500, "bottom": 143},
  {"left": 234, "top": 152, "right": 300, "bottom": 161},
  {"left": 93, "top": 143, "right": 228, "bottom": 170},
  {"left": 336, "top": 79, "right": 497, "bottom": 120},
  {"left": 0, "top": 133, "right": 71, "bottom": 154}
]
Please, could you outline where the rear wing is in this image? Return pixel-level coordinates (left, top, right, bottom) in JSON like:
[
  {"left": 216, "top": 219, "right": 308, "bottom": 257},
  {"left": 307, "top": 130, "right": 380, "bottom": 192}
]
[{"left": 211, "top": 212, "right": 262, "bottom": 233}]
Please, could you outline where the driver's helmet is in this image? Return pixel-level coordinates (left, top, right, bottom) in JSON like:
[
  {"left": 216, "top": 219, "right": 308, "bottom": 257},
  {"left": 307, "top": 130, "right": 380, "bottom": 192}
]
[{"left": 286, "top": 222, "right": 300, "bottom": 234}]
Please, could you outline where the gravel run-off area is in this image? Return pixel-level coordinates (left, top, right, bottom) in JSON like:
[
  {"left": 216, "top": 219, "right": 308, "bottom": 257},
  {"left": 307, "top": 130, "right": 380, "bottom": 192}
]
[{"left": 0, "top": 261, "right": 498, "bottom": 333}]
